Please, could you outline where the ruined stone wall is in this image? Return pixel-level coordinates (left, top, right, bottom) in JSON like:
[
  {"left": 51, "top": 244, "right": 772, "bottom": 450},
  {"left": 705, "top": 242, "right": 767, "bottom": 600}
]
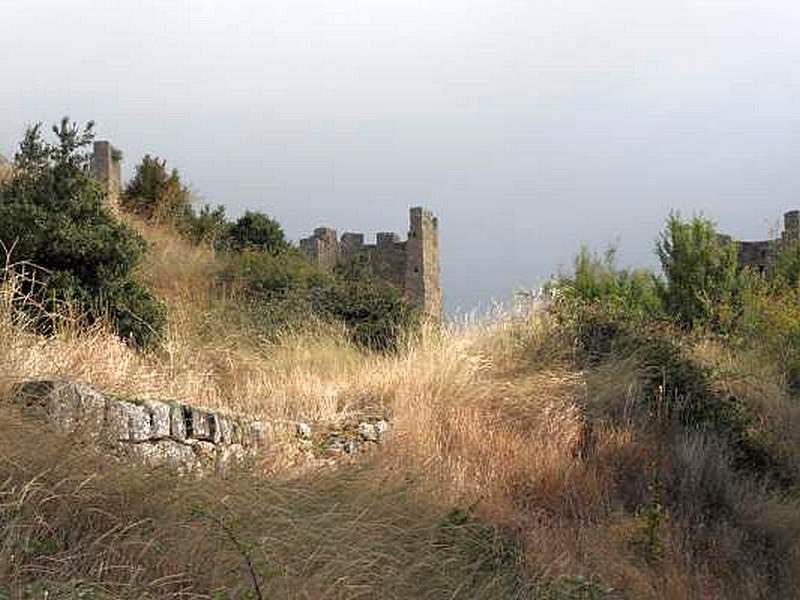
[
  {"left": 370, "top": 234, "right": 407, "bottom": 290},
  {"left": 299, "top": 207, "right": 442, "bottom": 318},
  {"left": 723, "top": 210, "right": 800, "bottom": 275},
  {"left": 12, "top": 380, "right": 267, "bottom": 473},
  {"left": 299, "top": 227, "right": 340, "bottom": 271},
  {"left": 10, "top": 380, "right": 391, "bottom": 472},
  {"left": 90, "top": 141, "right": 122, "bottom": 209}
]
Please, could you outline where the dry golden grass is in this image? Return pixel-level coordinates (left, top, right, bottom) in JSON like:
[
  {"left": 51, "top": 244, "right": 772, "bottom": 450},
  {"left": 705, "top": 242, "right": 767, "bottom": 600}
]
[{"left": 3, "top": 222, "right": 800, "bottom": 598}]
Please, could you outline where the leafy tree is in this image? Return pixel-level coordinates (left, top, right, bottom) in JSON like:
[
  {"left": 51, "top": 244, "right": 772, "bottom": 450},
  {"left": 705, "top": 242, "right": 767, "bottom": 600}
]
[
  {"left": 656, "top": 213, "right": 740, "bottom": 330},
  {"left": 122, "top": 155, "right": 192, "bottom": 225},
  {"left": 226, "top": 211, "right": 287, "bottom": 255},
  {"left": 183, "top": 203, "right": 229, "bottom": 252},
  {"left": 0, "top": 118, "right": 166, "bottom": 348}
]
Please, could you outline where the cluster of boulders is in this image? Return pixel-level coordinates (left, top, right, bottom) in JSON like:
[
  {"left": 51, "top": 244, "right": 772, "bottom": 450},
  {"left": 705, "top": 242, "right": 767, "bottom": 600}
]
[{"left": 10, "top": 380, "right": 392, "bottom": 473}]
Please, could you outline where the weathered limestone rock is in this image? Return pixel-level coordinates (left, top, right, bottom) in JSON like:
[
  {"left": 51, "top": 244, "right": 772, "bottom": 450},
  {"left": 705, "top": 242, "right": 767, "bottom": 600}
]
[
  {"left": 126, "top": 440, "right": 198, "bottom": 472},
  {"left": 14, "top": 380, "right": 107, "bottom": 433},
  {"left": 106, "top": 400, "right": 150, "bottom": 441},
  {"left": 144, "top": 400, "right": 171, "bottom": 438},
  {"left": 170, "top": 405, "right": 188, "bottom": 441}
]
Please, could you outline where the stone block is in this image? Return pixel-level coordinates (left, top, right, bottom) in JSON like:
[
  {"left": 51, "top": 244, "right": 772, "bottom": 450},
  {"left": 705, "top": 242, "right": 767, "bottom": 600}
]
[
  {"left": 192, "top": 441, "right": 217, "bottom": 469},
  {"left": 207, "top": 413, "right": 223, "bottom": 444},
  {"left": 126, "top": 440, "right": 198, "bottom": 472},
  {"left": 216, "top": 443, "right": 249, "bottom": 471},
  {"left": 13, "top": 380, "right": 107, "bottom": 434},
  {"left": 106, "top": 400, "right": 150, "bottom": 442},
  {"left": 170, "top": 405, "right": 188, "bottom": 441},
  {"left": 144, "top": 400, "right": 171, "bottom": 438},
  {"left": 217, "top": 415, "right": 234, "bottom": 443},
  {"left": 190, "top": 409, "right": 213, "bottom": 441}
]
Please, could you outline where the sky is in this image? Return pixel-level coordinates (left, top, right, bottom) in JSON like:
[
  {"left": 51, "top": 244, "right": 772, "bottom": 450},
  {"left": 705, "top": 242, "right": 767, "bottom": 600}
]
[{"left": 2, "top": 0, "right": 800, "bottom": 314}]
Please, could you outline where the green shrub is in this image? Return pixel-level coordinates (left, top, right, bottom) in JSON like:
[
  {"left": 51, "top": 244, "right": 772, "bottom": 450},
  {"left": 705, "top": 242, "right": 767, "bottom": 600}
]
[
  {"left": 225, "top": 211, "right": 288, "bottom": 255},
  {"left": 547, "top": 245, "right": 664, "bottom": 362},
  {"left": 0, "top": 119, "right": 166, "bottom": 348},
  {"left": 772, "top": 238, "right": 800, "bottom": 288},
  {"left": 737, "top": 273, "right": 800, "bottom": 391},
  {"left": 122, "top": 154, "right": 192, "bottom": 225},
  {"left": 550, "top": 244, "right": 663, "bottom": 321},
  {"left": 183, "top": 203, "right": 229, "bottom": 250},
  {"left": 221, "top": 248, "right": 330, "bottom": 297},
  {"left": 656, "top": 213, "right": 741, "bottom": 331},
  {"left": 220, "top": 244, "right": 418, "bottom": 351},
  {"left": 310, "top": 279, "right": 419, "bottom": 352}
]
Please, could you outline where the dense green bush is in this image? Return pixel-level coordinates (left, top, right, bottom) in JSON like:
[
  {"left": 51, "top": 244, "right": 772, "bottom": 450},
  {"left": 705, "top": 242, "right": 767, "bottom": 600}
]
[
  {"left": 310, "top": 279, "right": 419, "bottom": 352},
  {"left": 0, "top": 119, "right": 166, "bottom": 348},
  {"left": 182, "top": 203, "right": 229, "bottom": 250},
  {"left": 736, "top": 272, "right": 800, "bottom": 390},
  {"left": 656, "top": 213, "right": 741, "bottom": 331},
  {"left": 221, "top": 248, "right": 330, "bottom": 297},
  {"left": 221, "top": 248, "right": 418, "bottom": 351},
  {"left": 225, "top": 210, "right": 288, "bottom": 255},
  {"left": 549, "top": 221, "right": 787, "bottom": 480},
  {"left": 122, "top": 155, "right": 193, "bottom": 225},
  {"left": 551, "top": 245, "right": 663, "bottom": 320}
]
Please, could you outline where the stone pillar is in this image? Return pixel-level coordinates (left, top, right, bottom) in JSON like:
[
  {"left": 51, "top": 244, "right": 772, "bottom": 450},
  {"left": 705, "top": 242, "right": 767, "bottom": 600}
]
[{"left": 90, "top": 141, "right": 122, "bottom": 210}]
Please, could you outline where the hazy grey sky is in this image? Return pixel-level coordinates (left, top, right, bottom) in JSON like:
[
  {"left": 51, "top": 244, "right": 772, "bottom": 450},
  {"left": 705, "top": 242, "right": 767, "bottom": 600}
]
[{"left": 2, "top": 0, "right": 799, "bottom": 312}]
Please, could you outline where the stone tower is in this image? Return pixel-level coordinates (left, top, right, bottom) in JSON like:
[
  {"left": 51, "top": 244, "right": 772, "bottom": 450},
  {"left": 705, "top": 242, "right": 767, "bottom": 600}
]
[
  {"left": 783, "top": 210, "right": 800, "bottom": 243},
  {"left": 90, "top": 141, "right": 122, "bottom": 209},
  {"left": 404, "top": 207, "right": 443, "bottom": 318}
]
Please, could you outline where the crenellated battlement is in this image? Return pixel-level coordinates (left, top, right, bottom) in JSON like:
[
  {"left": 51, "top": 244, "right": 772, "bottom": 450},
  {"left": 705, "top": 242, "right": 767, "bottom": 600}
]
[
  {"left": 300, "top": 207, "right": 442, "bottom": 318},
  {"left": 721, "top": 210, "right": 800, "bottom": 276}
]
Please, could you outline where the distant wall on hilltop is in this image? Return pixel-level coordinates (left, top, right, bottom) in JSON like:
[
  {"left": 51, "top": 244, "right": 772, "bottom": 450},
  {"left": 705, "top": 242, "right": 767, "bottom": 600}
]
[
  {"left": 300, "top": 207, "right": 443, "bottom": 319},
  {"left": 719, "top": 210, "right": 800, "bottom": 275}
]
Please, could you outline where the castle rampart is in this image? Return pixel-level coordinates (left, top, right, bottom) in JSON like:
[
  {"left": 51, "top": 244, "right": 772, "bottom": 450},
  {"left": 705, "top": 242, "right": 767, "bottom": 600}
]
[
  {"left": 300, "top": 207, "right": 443, "bottom": 318},
  {"left": 722, "top": 210, "right": 800, "bottom": 275}
]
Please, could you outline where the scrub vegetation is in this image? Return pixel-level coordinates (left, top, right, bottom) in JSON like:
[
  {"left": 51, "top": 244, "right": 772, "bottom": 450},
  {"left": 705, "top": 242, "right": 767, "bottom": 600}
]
[{"left": 3, "top": 120, "right": 800, "bottom": 599}]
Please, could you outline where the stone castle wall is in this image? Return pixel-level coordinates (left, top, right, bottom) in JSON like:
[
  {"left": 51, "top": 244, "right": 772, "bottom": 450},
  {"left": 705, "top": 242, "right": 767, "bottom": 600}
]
[
  {"left": 85, "top": 141, "right": 443, "bottom": 316},
  {"left": 721, "top": 210, "right": 800, "bottom": 275},
  {"left": 300, "top": 207, "right": 443, "bottom": 318}
]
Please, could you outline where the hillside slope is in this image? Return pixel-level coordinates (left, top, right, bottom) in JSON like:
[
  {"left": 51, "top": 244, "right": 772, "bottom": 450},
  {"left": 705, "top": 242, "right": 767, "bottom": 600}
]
[{"left": 2, "top": 222, "right": 800, "bottom": 598}]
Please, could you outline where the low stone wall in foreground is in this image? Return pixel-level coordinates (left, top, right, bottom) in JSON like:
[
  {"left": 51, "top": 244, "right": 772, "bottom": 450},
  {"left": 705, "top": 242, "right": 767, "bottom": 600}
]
[{"left": 10, "top": 380, "right": 391, "bottom": 473}]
